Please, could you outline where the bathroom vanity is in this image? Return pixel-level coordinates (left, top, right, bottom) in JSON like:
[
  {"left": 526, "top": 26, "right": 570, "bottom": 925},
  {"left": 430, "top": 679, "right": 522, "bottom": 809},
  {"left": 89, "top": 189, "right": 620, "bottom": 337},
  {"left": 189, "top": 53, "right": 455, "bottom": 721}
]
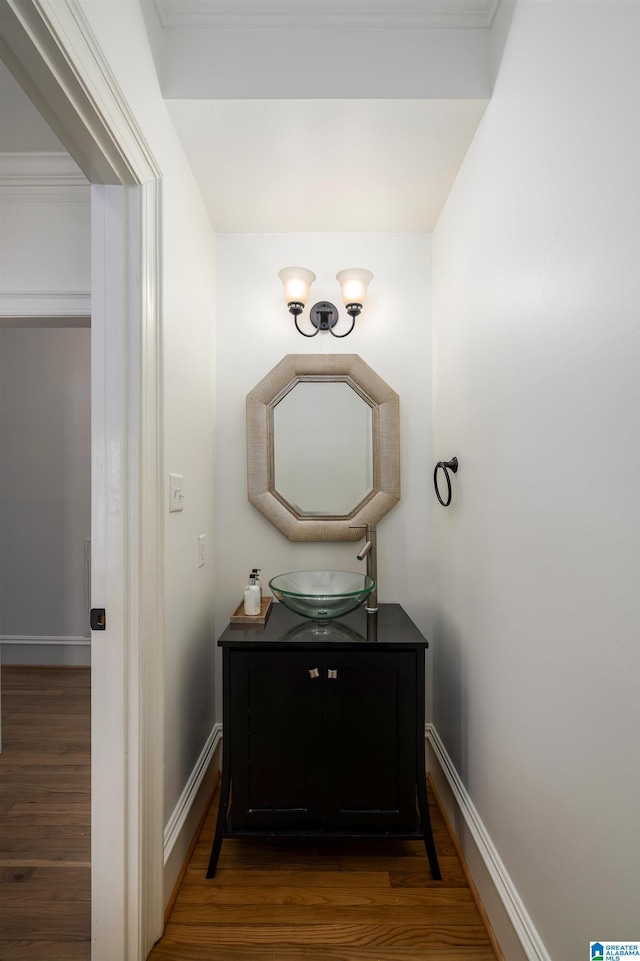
[{"left": 206, "top": 602, "right": 441, "bottom": 881}]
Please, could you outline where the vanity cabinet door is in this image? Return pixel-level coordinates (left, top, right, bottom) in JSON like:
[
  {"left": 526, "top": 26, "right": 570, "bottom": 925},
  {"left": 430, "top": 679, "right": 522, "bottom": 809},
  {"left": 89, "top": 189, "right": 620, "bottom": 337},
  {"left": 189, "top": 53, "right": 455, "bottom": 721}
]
[
  {"left": 229, "top": 651, "right": 324, "bottom": 830},
  {"left": 322, "top": 651, "right": 417, "bottom": 832}
]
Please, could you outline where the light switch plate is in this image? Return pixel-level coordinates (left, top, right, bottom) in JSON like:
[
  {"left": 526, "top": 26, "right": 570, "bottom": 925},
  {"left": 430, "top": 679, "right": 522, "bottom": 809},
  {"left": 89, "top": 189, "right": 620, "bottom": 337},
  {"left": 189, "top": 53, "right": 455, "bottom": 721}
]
[
  {"left": 169, "top": 474, "right": 184, "bottom": 512},
  {"left": 198, "top": 534, "right": 206, "bottom": 567}
]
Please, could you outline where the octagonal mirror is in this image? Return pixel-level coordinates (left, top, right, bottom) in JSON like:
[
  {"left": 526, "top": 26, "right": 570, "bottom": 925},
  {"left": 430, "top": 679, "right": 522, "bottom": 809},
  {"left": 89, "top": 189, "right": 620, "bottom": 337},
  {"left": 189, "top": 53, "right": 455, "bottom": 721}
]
[
  {"left": 246, "top": 354, "right": 400, "bottom": 541},
  {"left": 273, "top": 380, "right": 373, "bottom": 516}
]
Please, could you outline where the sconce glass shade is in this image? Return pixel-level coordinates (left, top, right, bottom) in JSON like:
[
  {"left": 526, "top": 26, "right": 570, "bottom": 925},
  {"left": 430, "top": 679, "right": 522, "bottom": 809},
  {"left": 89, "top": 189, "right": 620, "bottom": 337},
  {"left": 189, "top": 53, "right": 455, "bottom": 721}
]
[
  {"left": 336, "top": 268, "right": 374, "bottom": 306},
  {"left": 278, "top": 267, "right": 316, "bottom": 306}
]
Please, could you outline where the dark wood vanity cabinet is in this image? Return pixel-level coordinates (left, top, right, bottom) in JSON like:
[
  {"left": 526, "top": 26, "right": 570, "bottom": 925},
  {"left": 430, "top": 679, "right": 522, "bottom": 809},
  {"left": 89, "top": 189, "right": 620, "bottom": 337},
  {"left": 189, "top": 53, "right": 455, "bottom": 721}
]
[
  {"left": 207, "top": 604, "right": 441, "bottom": 880},
  {"left": 229, "top": 650, "right": 324, "bottom": 830},
  {"left": 230, "top": 649, "right": 416, "bottom": 833}
]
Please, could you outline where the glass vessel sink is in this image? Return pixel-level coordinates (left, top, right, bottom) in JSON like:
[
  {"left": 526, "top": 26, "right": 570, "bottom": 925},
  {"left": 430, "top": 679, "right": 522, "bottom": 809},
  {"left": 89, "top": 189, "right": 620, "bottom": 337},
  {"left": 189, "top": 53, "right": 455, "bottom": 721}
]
[{"left": 268, "top": 570, "right": 376, "bottom": 624}]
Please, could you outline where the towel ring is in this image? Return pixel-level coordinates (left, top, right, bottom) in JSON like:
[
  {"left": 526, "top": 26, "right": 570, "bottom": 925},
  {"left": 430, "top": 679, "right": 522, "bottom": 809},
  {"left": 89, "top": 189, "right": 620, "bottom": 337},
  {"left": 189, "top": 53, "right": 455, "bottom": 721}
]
[{"left": 434, "top": 457, "right": 458, "bottom": 507}]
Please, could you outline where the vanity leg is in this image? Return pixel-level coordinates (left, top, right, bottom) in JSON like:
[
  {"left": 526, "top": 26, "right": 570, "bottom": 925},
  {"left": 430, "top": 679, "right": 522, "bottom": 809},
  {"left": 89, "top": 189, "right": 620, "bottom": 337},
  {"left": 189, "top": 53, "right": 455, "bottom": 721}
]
[
  {"left": 415, "top": 651, "right": 441, "bottom": 880},
  {"left": 416, "top": 763, "right": 442, "bottom": 880},
  {"left": 207, "top": 647, "right": 231, "bottom": 879},
  {"left": 205, "top": 764, "right": 230, "bottom": 878}
]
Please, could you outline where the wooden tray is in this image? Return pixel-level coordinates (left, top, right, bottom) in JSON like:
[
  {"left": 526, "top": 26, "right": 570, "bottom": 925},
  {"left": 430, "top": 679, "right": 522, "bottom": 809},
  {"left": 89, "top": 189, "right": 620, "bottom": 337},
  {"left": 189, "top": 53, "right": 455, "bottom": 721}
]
[{"left": 230, "top": 596, "right": 273, "bottom": 628}]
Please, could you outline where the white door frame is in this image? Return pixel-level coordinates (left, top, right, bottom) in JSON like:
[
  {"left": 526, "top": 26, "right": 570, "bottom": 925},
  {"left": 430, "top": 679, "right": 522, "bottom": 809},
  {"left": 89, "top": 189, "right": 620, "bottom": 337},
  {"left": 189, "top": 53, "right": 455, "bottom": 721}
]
[{"left": 0, "top": 2, "right": 165, "bottom": 957}]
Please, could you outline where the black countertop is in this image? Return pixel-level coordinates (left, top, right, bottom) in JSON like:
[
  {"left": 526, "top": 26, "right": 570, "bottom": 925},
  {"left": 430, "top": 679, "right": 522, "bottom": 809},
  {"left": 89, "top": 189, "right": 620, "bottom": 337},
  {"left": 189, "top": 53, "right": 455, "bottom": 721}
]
[{"left": 218, "top": 602, "right": 428, "bottom": 650}]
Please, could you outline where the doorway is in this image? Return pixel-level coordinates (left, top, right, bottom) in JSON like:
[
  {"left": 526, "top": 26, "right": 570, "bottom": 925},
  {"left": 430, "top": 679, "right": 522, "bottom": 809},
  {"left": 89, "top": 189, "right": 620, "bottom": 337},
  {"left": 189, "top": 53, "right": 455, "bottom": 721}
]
[
  {"left": 0, "top": 55, "right": 93, "bottom": 952},
  {"left": 0, "top": 1, "right": 164, "bottom": 957}
]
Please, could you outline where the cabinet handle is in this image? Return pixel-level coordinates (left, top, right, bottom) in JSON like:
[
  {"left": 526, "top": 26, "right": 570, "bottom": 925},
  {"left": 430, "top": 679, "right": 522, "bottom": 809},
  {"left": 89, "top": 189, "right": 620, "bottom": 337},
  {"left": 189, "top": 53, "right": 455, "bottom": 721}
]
[
  {"left": 327, "top": 668, "right": 338, "bottom": 679},
  {"left": 308, "top": 667, "right": 320, "bottom": 679}
]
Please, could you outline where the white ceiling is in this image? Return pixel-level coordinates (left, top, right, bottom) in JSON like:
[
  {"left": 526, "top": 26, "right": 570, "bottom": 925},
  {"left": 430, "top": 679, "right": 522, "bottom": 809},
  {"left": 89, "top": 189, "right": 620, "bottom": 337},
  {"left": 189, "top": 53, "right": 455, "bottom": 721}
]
[
  {"left": 159, "top": 0, "right": 497, "bottom": 231},
  {"left": 0, "top": 3, "right": 497, "bottom": 233},
  {"left": 166, "top": 98, "right": 488, "bottom": 232}
]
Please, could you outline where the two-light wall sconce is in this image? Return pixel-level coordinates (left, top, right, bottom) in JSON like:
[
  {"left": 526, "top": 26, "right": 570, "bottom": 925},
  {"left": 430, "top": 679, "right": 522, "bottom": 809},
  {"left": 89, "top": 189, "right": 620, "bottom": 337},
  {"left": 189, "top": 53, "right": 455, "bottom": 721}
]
[{"left": 278, "top": 266, "right": 373, "bottom": 338}]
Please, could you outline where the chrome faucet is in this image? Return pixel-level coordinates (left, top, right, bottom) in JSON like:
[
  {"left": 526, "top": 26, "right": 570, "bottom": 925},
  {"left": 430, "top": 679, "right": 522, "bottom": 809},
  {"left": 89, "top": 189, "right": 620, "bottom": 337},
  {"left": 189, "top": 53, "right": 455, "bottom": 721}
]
[{"left": 351, "top": 522, "right": 378, "bottom": 615}]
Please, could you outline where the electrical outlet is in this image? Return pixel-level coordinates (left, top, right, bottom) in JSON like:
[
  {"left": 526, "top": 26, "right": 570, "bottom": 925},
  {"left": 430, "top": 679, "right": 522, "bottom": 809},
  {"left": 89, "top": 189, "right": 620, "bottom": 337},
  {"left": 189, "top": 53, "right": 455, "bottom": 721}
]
[
  {"left": 198, "top": 534, "right": 206, "bottom": 567},
  {"left": 169, "top": 474, "right": 184, "bottom": 512}
]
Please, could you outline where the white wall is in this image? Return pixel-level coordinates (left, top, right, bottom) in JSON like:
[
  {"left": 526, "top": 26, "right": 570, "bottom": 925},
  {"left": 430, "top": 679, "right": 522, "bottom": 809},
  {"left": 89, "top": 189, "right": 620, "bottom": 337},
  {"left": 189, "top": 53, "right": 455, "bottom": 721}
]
[
  {"left": 432, "top": 1, "right": 640, "bottom": 957},
  {"left": 0, "top": 157, "right": 90, "bottom": 320},
  {"left": 0, "top": 195, "right": 90, "bottom": 295},
  {"left": 0, "top": 327, "right": 91, "bottom": 663},
  {"left": 0, "top": 154, "right": 91, "bottom": 665},
  {"left": 78, "top": 0, "right": 217, "bottom": 901},
  {"left": 0, "top": 60, "right": 66, "bottom": 151},
  {"left": 213, "top": 233, "right": 434, "bottom": 712}
]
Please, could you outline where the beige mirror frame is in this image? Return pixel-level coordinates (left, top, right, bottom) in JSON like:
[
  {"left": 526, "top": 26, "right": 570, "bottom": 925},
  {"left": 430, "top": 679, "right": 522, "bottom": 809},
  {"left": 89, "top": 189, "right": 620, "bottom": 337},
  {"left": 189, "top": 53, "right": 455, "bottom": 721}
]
[{"left": 247, "top": 354, "right": 400, "bottom": 541}]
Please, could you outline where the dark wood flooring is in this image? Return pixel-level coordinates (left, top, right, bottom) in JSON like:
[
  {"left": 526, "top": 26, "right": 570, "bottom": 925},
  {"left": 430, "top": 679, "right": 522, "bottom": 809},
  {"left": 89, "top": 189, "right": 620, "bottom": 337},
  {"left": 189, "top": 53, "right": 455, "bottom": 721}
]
[{"left": 0, "top": 666, "right": 91, "bottom": 960}]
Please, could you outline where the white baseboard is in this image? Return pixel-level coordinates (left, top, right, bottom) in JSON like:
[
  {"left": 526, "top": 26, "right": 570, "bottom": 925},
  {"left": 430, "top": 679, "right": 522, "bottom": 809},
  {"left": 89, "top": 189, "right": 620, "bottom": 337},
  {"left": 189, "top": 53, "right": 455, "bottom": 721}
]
[
  {"left": 426, "top": 724, "right": 551, "bottom": 961},
  {"left": 163, "top": 723, "right": 222, "bottom": 906},
  {"left": 1, "top": 635, "right": 91, "bottom": 666},
  {"left": 1, "top": 634, "right": 90, "bottom": 645}
]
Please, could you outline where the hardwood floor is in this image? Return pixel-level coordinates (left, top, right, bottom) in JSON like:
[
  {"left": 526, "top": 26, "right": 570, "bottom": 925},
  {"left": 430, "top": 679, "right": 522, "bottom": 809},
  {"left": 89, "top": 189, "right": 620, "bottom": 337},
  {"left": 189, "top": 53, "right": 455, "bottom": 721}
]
[
  {"left": 149, "top": 784, "right": 501, "bottom": 961},
  {"left": 0, "top": 666, "right": 501, "bottom": 961},
  {"left": 0, "top": 666, "right": 91, "bottom": 960}
]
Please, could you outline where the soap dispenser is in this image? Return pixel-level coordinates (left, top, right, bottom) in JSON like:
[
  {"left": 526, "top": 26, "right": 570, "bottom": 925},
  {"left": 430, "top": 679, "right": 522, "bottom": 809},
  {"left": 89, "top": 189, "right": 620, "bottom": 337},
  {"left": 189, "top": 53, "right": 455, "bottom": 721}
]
[{"left": 243, "top": 572, "right": 261, "bottom": 616}]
